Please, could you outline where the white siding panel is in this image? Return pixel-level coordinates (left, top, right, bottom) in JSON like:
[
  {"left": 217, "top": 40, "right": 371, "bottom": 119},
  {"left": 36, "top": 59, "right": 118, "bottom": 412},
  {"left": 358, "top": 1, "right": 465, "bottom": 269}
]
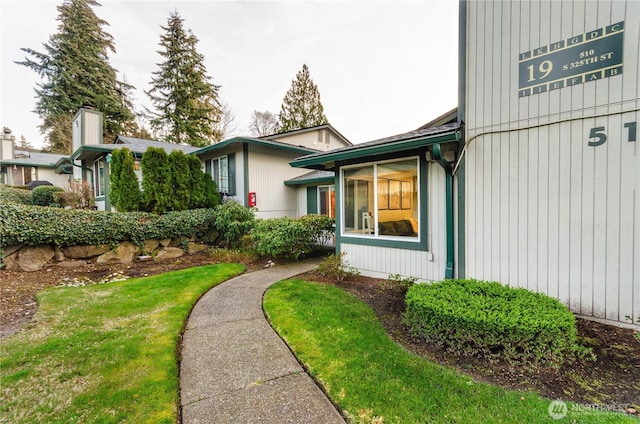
[
  {"left": 465, "top": 0, "right": 639, "bottom": 327},
  {"left": 248, "top": 145, "right": 308, "bottom": 218}
]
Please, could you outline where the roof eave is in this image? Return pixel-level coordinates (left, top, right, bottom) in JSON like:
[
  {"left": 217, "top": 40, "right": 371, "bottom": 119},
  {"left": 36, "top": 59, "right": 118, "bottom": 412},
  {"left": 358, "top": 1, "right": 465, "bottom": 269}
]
[{"left": 290, "top": 129, "right": 459, "bottom": 170}]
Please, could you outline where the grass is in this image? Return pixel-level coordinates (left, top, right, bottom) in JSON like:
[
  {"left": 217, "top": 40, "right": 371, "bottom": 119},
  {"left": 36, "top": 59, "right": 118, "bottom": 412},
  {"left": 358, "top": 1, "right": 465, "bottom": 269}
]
[
  {"left": 264, "top": 279, "right": 637, "bottom": 424},
  {"left": 0, "top": 263, "right": 244, "bottom": 424}
]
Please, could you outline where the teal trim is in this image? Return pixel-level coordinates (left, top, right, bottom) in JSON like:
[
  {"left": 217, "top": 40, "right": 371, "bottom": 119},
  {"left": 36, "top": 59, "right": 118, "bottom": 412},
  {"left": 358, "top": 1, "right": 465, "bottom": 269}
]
[
  {"left": 284, "top": 176, "right": 334, "bottom": 186},
  {"left": 432, "top": 144, "right": 454, "bottom": 279},
  {"left": 306, "top": 186, "right": 318, "bottom": 214},
  {"left": 291, "top": 131, "right": 458, "bottom": 169},
  {"left": 457, "top": 155, "right": 466, "bottom": 278},
  {"left": 194, "top": 136, "right": 317, "bottom": 157},
  {"left": 69, "top": 145, "right": 114, "bottom": 161},
  {"left": 336, "top": 153, "right": 429, "bottom": 252},
  {"left": 334, "top": 171, "right": 341, "bottom": 254},
  {"left": 228, "top": 153, "right": 236, "bottom": 195},
  {"left": 243, "top": 143, "right": 249, "bottom": 206},
  {"left": 104, "top": 159, "right": 111, "bottom": 211}
]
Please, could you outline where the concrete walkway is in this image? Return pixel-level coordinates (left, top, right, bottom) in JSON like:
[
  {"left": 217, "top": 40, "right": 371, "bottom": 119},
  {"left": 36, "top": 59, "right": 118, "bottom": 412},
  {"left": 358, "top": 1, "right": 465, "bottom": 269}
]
[{"left": 180, "top": 259, "right": 346, "bottom": 424}]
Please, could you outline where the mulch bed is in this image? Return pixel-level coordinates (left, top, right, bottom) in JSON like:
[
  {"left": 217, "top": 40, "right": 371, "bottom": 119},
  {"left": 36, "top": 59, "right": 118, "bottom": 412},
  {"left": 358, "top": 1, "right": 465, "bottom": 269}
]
[{"left": 313, "top": 272, "right": 640, "bottom": 413}]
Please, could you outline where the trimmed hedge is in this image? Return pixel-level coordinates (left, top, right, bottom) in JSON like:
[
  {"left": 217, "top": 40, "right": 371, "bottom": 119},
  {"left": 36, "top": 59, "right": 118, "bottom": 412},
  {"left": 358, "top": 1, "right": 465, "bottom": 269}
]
[
  {"left": 31, "top": 186, "right": 65, "bottom": 207},
  {"left": 404, "top": 279, "right": 586, "bottom": 368},
  {"left": 0, "top": 203, "right": 219, "bottom": 248},
  {"left": 0, "top": 185, "right": 32, "bottom": 205},
  {"left": 249, "top": 214, "right": 333, "bottom": 260}
]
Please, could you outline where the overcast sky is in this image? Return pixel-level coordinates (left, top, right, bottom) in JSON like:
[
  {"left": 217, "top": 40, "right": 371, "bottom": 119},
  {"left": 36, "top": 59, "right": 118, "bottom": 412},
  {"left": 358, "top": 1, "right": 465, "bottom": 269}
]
[{"left": 0, "top": 0, "right": 458, "bottom": 149}]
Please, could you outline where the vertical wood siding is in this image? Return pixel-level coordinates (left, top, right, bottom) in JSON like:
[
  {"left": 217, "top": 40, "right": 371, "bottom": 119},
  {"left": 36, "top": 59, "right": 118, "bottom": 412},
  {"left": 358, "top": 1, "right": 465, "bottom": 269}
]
[
  {"left": 248, "top": 145, "right": 310, "bottom": 218},
  {"left": 341, "top": 163, "right": 448, "bottom": 281},
  {"left": 465, "top": 0, "right": 639, "bottom": 326}
]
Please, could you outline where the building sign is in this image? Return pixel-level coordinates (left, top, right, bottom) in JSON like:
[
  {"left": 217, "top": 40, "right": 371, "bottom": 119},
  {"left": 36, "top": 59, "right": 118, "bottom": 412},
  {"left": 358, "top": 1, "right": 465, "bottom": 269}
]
[{"left": 519, "top": 22, "right": 623, "bottom": 97}]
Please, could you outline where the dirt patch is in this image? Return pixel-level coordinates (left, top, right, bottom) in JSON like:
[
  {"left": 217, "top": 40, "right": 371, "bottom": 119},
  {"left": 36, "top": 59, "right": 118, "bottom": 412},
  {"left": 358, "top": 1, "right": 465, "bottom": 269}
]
[{"left": 304, "top": 272, "right": 640, "bottom": 413}]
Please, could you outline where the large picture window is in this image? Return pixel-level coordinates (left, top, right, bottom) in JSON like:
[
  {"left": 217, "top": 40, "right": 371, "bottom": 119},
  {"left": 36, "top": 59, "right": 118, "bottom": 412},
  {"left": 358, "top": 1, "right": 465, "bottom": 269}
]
[{"left": 341, "top": 158, "right": 419, "bottom": 239}]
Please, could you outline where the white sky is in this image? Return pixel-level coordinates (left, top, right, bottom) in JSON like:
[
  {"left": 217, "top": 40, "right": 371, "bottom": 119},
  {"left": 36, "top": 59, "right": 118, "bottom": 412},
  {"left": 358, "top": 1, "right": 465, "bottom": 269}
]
[{"left": 0, "top": 0, "right": 458, "bottom": 149}]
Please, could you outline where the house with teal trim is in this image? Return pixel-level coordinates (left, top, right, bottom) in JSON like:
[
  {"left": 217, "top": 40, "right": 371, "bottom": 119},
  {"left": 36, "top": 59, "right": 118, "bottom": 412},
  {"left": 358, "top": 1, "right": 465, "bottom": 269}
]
[
  {"left": 291, "top": 0, "right": 639, "bottom": 328},
  {"left": 58, "top": 107, "right": 352, "bottom": 216},
  {"left": 194, "top": 124, "right": 351, "bottom": 219},
  {"left": 0, "top": 128, "right": 71, "bottom": 187}
]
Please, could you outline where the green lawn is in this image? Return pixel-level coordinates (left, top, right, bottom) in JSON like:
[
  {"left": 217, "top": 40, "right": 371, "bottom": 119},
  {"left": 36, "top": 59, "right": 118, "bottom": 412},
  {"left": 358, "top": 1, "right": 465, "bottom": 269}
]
[
  {"left": 0, "top": 263, "right": 244, "bottom": 424},
  {"left": 264, "top": 279, "right": 637, "bottom": 424}
]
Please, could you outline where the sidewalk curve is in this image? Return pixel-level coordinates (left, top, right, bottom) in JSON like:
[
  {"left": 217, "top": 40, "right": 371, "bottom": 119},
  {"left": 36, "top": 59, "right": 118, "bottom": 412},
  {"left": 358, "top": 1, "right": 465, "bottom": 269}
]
[{"left": 180, "top": 259, "right": 346, "bottom": 424}]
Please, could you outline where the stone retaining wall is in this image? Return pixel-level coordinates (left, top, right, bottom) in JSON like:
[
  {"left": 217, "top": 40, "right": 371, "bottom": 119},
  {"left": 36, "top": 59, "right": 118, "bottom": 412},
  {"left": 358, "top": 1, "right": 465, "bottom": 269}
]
[{"left": 2, "top": 240, "right": 210, "bottom": 272}]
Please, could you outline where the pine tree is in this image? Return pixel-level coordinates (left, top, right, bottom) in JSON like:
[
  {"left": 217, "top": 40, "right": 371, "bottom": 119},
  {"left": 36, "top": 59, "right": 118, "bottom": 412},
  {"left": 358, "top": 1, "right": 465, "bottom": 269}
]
[
  {"left": 16, "top": 0, "right": 136, "bottom": 154},
  {"left": 275, "top": 64, "right": 328, "bottom": 133},
  {"left": 18, "top": 135, "right": 34, "bottom": 150},
  {"left": 146, "top": 11, "right": 222, "bottom": 147}
]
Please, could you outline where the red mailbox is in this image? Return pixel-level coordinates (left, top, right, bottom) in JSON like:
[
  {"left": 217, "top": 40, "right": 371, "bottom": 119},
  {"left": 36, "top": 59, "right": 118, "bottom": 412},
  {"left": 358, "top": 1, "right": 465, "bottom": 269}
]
[{"left": 248, "top": 192, "right": 257, "bottom": 207}]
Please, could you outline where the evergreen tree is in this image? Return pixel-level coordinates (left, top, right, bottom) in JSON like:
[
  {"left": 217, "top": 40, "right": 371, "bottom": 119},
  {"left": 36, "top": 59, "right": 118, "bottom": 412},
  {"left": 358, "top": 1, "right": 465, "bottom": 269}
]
[
  {"left": 275, "top": 64, "right": 328, "bottom": 133},
  {"left": 146, "top": 11, "right": 222, "bottom": 147},
  {"left": 187, "top": 155, "right": 206, "bottom": 208},
  {"left": 18, "top": 135, "right": 34, "bottom": 150},
  {"left": 141, "top": 147, "right": 172, "bottom": 214},
  {"left": 16, "top": 0, "right": 136, "bottom": 154},
  {"left": 202, "top": 172, "right": 220, "bottom": 208},
  {"left": 168, "top": 150, "right": 191, "bottom": 210},
  {"left": 109, "top": 148, "right": 141, "bottom": 212}
]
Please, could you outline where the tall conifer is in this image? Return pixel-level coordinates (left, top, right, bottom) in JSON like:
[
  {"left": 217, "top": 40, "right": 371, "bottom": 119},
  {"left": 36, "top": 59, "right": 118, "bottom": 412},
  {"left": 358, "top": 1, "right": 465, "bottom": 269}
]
[
  {"left": 146, "top": 11, "right": 222, "bottom": 147},
  {"left": 17, "top": 0, "right": 136, "bottom": 153},
  {"left": 275, "top": 64, "right": 328, "bottom": 133}
]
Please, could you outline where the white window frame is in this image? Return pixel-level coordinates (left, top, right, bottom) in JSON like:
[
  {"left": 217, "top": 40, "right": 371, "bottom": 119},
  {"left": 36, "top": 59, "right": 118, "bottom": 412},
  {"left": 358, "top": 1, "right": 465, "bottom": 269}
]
[
  {"left": 211, "top": 155, "right": 229, "bottom": 194},
  {"left": 340, "top": 156, "right": 420, "bottom": 241},
  {"left": 317, "top": 185, "right": 335, "bottom": 218}
]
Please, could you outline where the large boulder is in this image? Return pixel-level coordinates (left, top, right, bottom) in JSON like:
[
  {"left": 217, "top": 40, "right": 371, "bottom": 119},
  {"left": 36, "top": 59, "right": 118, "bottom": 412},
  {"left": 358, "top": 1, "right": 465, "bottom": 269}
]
[
  {"left": 155, "top": 247, "right": 184, "bottom": 261},
  {"left": 63, "top": 244, "right": 111, "bottom": 259},
  {"left": 96, "top": 242, "right": 139, "bottom": 264},
  {"left": 6, "top": 245, "right": 55, "bottom": 271},
  {"left": 143, "top": 239, "right": 160, "bottom": 254},
  {"left": 187, "top": 242, "right": 208, "bottom": 254}
]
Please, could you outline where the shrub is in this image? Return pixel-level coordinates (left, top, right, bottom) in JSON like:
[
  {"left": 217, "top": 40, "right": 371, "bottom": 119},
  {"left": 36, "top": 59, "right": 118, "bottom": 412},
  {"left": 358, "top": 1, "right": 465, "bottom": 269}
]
[
  {"left": 141, "top": 147, "right": 172, "bottom": 214},
  {"left": 404, "top": 279, "right": 588, "bottom": 368},
  {"left": 213, "top": 201, "right": 255, "bottom": 248},
  {"left": 54, "top": 179, "right": 95, "bottom": 209},
  {"left": 109, "top": 148, "right": 141, "bottom": 212},
  {"left": 0, "top": 203, "right": 218, "bottom": 248},
  {"left": 249, "top": 214, "right": 334, "bottom": 260},
  {"left": 314, "top": 252, "right": 360, "bottom": 282},
  {"left": 0, "top": 185, "right": 32, "bottom": 205},
  {"left": 31, "top": 185, "right": 65, "bottom": 206}
]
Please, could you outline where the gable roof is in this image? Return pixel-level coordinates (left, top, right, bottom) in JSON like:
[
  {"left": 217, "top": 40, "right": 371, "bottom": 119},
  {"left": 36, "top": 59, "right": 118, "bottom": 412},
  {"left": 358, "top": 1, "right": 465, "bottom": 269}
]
[
  {"left": 290, "top": 122, "right": 461, "bottom": 171},
  {"left": 418, "top": 107, "right": 458, "bottom": 129},
  {"left": 284, "top": 169, "right": 335, "bottom": 186},
  {"left": 115, "top": 136, "right": 201, "bottom": 154},
  {"left": 261, "top": 123, "right": 352, "bottom": 146},
  {"left": 0, "top": 151, "right": 69, "bottom": 169},
  {"left": 194, "top": 136, "right": 321, "bottom": 157},
  {"left": 69, "top": 136, "right": 200, "bottom": 161}
]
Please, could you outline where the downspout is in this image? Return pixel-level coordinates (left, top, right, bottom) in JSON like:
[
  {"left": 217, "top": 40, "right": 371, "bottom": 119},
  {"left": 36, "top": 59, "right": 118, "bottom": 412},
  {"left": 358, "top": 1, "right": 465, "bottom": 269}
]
[{"left": 432, "top": 144, "right": 454, "bottom": 279}]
